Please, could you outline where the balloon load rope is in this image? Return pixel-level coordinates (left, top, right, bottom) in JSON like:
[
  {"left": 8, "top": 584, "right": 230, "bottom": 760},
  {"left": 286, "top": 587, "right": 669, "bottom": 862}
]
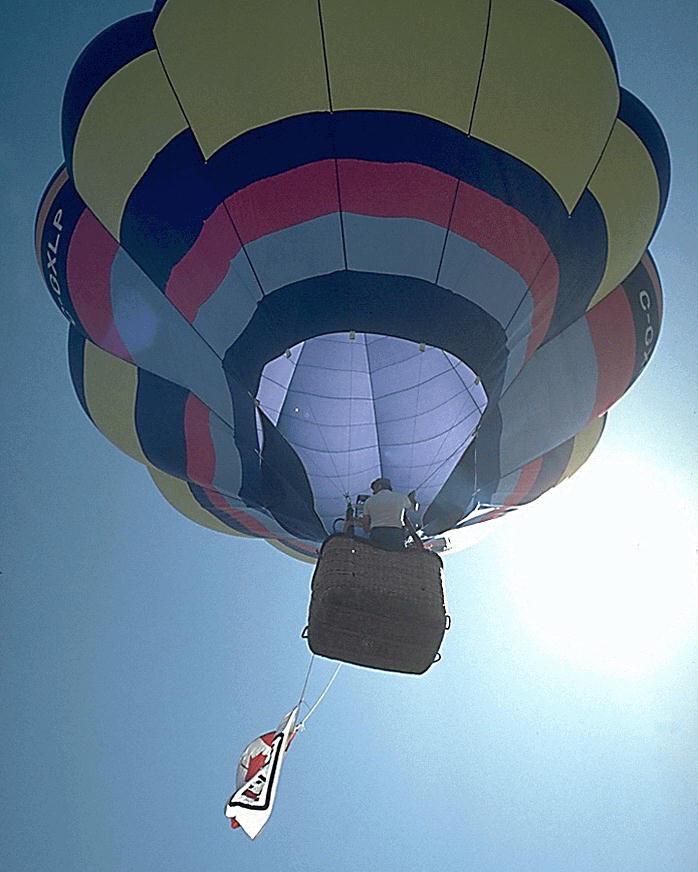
[{"left": 295, "top": 656, "right": 342, "bottom": 730}]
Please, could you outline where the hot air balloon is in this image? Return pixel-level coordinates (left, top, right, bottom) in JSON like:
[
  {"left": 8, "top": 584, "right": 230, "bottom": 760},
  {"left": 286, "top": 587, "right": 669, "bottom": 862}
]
[{"left": 36, "top": 0, "right": 669, "bottom": 573}]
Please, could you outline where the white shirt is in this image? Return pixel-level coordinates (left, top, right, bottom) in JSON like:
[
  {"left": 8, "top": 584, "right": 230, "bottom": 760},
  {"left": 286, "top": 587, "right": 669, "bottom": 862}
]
[{"left": 363, "top": 490, "right": 411, "bottom": 529}]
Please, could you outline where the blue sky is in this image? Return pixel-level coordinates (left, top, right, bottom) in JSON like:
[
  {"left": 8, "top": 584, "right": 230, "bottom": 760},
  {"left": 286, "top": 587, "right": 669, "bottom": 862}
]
[{"left": 2, "top": 2, "right": 696, "bottom": 870}]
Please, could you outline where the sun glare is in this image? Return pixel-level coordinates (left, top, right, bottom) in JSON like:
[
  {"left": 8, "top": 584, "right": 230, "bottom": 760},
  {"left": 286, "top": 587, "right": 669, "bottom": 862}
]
[{"left": 500, "top": 452, "right": 697, "bottom": 678}]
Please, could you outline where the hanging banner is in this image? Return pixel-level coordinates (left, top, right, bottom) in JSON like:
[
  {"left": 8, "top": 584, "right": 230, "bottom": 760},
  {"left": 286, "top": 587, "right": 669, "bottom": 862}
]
[{"left": 224, "top": 706, "right": 299, "bottom": 839}]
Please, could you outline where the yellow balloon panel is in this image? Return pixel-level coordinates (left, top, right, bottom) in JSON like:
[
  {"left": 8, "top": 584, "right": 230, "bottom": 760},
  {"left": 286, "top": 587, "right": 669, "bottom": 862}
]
[
  {"left": 154, "top": 0, "right": 329, "bottom": 159},
  {"left": 72, "top": 52, "right": 187, "bottom": 238},
  {"left": 587, "top": 119, "right": 661, "bottom": 308},
  {"left": 471, "top": 0, "right": 618, "bottom": 211},
  {"left": 560, "top": 414, "right": 605, "bottom": 482},
  {"left": 150, "top": 468, "right": 318, "bottom": 562},
  {"left": 322, "top": 0, "right": 488, "bottom": 129},
  {"left": 266, "top": 537, "right": 318, "bottom": 565},
  {"left": 148, "top": 466, "right": 243, "bottom": 536},
  {"left": 82, "top": 340, "right": 148, "bottom": 465}
]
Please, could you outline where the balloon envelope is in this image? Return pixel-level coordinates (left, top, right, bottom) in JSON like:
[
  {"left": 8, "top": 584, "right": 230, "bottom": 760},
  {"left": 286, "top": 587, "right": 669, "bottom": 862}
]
[{"left": 36, "top": 0, "right": 669, "bottom": 561}]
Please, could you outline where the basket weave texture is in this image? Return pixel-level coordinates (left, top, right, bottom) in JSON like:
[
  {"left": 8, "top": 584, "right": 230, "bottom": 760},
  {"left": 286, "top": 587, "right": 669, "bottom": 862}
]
[{"left": 306, "top": 534, "right": 447, "bottom": 674}]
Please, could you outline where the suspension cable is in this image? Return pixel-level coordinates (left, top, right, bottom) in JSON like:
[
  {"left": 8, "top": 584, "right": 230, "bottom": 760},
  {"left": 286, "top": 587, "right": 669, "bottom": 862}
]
[{"left": 298, "top": 663, "right": 342, "bottom": 728}]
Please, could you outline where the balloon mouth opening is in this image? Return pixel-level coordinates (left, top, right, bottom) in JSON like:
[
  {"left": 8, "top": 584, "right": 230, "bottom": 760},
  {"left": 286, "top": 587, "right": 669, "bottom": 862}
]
[{"left": 255, "top": 332, "right": 488, "bottom": 531}]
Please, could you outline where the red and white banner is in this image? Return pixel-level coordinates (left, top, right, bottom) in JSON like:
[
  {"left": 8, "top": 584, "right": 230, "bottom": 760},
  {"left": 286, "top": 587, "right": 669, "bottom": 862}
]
[{"left": 224, "top": 706, "right": 299, "bottom": 839}]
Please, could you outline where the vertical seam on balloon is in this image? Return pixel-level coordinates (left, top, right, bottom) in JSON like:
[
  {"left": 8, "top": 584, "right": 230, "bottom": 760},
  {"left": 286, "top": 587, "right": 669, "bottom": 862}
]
[
  {"left": 316, "top": 0, "right": 333, "bottom": 113},
  {"left": 502, "top": 250, "right": 554, "bottom": 360},
  {"left": 568, "top": 16, "right": 624, "bottom": 215},
  {"left": 411, "top": 409, "right": 482, "bottom": 496},
  {"left": 333, "top": 161, "right": 349, "bottom": 271},
  {"left": 221, "top": 200, "right": 266, "bottom": 299},
  {"left": 347, "top": 329, "right": 354, "bottom": 491},
  {"left": 409, "top": 345, "right": 424, "bottom": 494},
  {"left": 496, "top": 349, "right": 529, "bottom": 404},
  {"left": 504, "top": 260, "right": 543, "bottom": 330},
  {"left": 317, "top": 0, "right": 348, "bottom": 270},
  {"left": 152, "top": 38, "right": 206, "bottom": 163},
  {"left": 468, "top": 0, "right": 493, "bottom": 135},
  {"left": 444, "top": 352, "right": 488, "bottom": 413},
  {"left": 434, "top": 179, "right": 461, "bottom": 286},
  {"left": 576, "top": 115, "right": 619, "bottom": 218},
  {"left": 364, "top": 335, "right": 385, "bottom": 483},
  {"left": 412, "top": 354, "right": 484, "bottom": 494}
]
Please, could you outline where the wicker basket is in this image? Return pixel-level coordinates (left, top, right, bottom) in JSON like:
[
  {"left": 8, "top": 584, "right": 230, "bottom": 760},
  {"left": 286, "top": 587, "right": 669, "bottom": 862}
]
[{"left": 306, "top": 534, "right": 447, "bottom": 674}]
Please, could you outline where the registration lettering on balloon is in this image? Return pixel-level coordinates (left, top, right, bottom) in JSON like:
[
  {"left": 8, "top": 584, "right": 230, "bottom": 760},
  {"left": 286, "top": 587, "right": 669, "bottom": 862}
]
[
  {"left": 639, "top": 289, "right": 655, "bottom": 365},
  {"left": 44, "top": 209, "right": 75, "bottom": 325}
]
